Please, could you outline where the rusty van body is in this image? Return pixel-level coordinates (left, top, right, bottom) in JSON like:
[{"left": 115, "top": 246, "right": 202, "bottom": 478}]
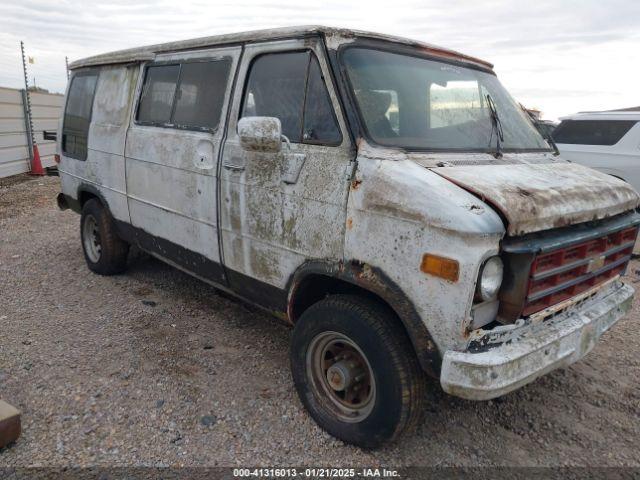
[{"left": 57, "top": 26, "right": 639, "bottom": 447}]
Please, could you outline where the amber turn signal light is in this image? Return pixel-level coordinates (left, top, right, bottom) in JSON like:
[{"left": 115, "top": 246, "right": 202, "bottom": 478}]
[{"left": 420, "top": 254, "right": 459, "bottom": 282}]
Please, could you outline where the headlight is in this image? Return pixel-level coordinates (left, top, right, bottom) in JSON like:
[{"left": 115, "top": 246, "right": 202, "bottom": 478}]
[{"left": 476, "top": 256, "right": 503, "bottom": 301}]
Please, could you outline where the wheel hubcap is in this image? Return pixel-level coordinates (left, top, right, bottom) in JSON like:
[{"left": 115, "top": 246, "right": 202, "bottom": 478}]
[
  {"left": 326, "top": 359, "right": 365, "bottom": 391},
  {"left": 82, "top": 214, "right": 102, "bottom": 263},
  {"left": 307, "top": 331, "right": 376, "bottom": 423}
]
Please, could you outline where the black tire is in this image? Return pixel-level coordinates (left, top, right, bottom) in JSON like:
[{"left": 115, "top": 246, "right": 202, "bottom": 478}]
[
  {"left": 80, "top": 199, "right": 129, "bottom": 275},
  {"left": 290, "top": 294, "right": 426, "bottom": 448}
]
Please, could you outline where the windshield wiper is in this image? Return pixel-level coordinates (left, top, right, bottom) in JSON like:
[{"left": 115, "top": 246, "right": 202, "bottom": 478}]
[
  {"left": 521, "top": 105, "right": 561, "bottom": 156},
  {"left": 542, "top": 126, "right": 560, "bottom": 156},
  {"left": 485, "top": 94, "right": 504, "bottom": 158}
]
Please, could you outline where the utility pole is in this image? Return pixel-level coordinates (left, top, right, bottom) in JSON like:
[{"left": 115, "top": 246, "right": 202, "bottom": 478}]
[
  {"left": 20, "top": 41, "right": 45, "bottom": 175},
  {"left": 65, "top": 56, "right": 69, "bottom": 80},
  {"left": 20, "top": 41, "right": 35, "bottom": 159}
]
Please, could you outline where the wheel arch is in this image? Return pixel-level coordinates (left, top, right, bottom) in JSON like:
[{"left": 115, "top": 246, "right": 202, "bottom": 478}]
[
  {"left": 287, "top": 260, "right": 441, "bottom": 377},
  {"left": 77, "top": 183, "right": 109, "bottom": 209}
]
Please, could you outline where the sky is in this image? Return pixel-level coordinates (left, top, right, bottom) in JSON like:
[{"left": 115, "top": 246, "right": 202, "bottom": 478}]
[{"left": 0, "top": 0, "right": 638, "bottom": 121}]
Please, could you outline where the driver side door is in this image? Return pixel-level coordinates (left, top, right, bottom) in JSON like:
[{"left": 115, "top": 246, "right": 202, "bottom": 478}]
[{"left": 219, "top": 38, "right": 355, "bottom": 309}]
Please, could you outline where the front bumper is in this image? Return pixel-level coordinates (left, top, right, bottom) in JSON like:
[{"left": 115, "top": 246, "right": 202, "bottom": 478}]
[{"left": 440, "top": 279, "right": 634, "bottom": 400}]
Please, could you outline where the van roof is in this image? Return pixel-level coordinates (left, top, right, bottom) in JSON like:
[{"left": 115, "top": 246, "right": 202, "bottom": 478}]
[{"left": 68, "top": 25, "right": 493, "bottom": 70}]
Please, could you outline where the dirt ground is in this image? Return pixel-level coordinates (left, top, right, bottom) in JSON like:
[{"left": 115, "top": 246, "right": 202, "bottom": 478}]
[{"left": 0, "top": 175, "right": 638, "bottom": 468}]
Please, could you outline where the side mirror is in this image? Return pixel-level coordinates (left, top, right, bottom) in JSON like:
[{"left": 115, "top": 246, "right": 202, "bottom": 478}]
[{"left": 238, "top": 116, "right": 282, "bottom": 153}]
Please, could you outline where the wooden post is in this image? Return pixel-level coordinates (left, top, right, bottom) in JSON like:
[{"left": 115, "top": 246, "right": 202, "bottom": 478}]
[{"left": 0, "top": 400, "right": 21, "bottom": 448}]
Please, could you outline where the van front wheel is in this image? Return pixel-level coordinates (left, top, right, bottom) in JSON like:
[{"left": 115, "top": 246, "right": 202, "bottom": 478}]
[
  {"left": 80, "top": 199, "right": 129, "bottom": 275},
  {"left": 290, "top": 295, "right": 426, "bottom": 448}
]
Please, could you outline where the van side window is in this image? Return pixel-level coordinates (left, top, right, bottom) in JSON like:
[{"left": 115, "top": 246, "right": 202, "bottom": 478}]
[
  {"left": 303, "top": 56, "right": 341, "bottom": 144},
  {"left": 136, "top": 59, "right": 231, "bottom": 131},
  {"left": 241, "top": 52, "right": 307, "bottom": 141},
  {"left": 136, "top": 64, "right": 180, "bottom": 124},
  {"left": 62, "top": 71, "right": 99, "bottom": 161},
  {"left": 172, "top": 59, "right": 231, "bottom": 130},
  {"left": 241, "top": 51, "right": 341, "bottom": 145}
]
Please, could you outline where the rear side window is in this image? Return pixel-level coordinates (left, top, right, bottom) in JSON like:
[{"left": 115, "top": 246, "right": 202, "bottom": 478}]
[
  {"left": 241, "top": 51, "right": 341, "bottom": 145},
  {"left": 136, "top": 59, "right": 231, "bottom": 131},
  {"left": 62, "top": 71, "right": 99, "bottom": 160},
  {"left": 553, "top": 120, "right": 637, "bottom": 146}
]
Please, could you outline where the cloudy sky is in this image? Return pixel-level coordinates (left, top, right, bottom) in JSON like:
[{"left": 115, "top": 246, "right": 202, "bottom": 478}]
[{"left": 0, "top": 0, "right": 638, "bottom": 120}]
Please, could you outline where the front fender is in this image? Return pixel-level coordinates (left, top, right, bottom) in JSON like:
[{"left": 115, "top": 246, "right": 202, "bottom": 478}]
[
  {"left": 287, "top": 259, "right": 442, "bottom": 377},
  {"left": 345, "top": 155, "right": 505, "bottom": 353}
]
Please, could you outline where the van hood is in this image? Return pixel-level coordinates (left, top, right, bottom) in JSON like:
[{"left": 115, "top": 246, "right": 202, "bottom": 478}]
[{"left": 422, "top": 162, "right": 639, "bottom": 236}]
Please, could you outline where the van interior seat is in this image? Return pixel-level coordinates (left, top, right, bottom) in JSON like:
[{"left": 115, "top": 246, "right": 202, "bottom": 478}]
[{"left": 358, "top": 90, "right": 397, "bottom": 139}]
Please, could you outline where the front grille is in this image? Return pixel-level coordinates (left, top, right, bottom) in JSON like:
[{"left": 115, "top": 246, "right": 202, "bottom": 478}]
[{"left": 522, "top": 225, "right": 637, "bottom": 316}]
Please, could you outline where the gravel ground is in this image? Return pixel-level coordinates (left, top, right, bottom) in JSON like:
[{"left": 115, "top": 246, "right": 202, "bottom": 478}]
[{"left": 0, "top": 174, "right": 639, "bottom": 467}]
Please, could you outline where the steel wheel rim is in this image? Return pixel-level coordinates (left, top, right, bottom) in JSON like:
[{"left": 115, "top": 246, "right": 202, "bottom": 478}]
[
  {"left": 306, "top": 331, "right": 376, "bottom": 423},
  {"left": 82, "top": 214, "right": 102, "bottom": 263}
]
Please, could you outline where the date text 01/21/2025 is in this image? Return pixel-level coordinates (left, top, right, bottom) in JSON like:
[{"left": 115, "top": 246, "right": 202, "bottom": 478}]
[{"left": 232, "top": 468, "right": 400, "bottom": 477}]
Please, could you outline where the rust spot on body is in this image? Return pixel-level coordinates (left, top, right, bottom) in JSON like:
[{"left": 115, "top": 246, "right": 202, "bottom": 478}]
[{"left": 516, "top": 187, "right": 533, "bottom": 197}]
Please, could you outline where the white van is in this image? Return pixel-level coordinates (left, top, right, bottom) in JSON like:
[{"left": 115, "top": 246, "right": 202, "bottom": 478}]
[
  {"left": 554, "top": 111, "right": 640, "bottom": 192},
  {"left": 57, "top": 26, "right": 640, "bottom": 447}
]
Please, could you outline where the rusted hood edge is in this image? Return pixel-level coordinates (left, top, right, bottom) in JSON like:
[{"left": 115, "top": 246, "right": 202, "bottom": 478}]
[{"left": 429, "top": 162, "right": 640, "bottom": 236}]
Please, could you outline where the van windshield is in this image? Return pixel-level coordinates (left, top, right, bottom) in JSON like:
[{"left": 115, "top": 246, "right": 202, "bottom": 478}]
[{"left": 342, "top": 48, "right": 549, "bottom": 152}]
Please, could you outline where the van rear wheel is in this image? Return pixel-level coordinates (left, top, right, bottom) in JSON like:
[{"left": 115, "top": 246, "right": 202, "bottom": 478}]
[
  {"left": 80, "top": 199, "right": 129, "bottom": 275},
  {"left": 290, "top": 295, "right": 426, "bottom": 448}
]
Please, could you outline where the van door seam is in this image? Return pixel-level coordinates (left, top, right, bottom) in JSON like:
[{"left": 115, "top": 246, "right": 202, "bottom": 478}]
[{"left": 216, "top": 45, "right": 245, "bottom": 286}]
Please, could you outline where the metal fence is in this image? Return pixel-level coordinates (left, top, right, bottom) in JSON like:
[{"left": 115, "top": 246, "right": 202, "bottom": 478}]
[{"left": 0, "top": 87, "right": 63, "bottom": 178}]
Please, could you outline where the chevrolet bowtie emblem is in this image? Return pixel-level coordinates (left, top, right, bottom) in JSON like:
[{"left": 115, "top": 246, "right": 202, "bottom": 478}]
[{"left": 586, "top": 255, "right": 606, "bottom": 273}]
